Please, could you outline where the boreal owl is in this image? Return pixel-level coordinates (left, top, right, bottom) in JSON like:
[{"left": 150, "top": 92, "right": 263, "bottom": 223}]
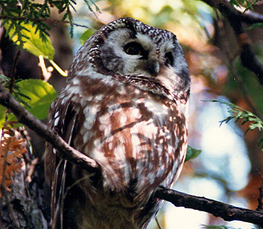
[{"left": 45, "top": 17, "right": 190, "bottom": 229}]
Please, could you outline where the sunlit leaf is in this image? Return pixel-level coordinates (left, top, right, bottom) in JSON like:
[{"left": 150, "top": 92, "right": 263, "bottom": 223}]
[
  {"left": 0, "top": 80, "right": 57, "bottom": 127},
  {"left": 15, "top": 79, "right": 57, "bottom": 120},
  {"left": 5, "top": 21, "right": 55, "bottom": 60}
]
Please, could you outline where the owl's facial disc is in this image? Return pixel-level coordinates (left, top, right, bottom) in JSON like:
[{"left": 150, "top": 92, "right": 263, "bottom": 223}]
[
  {"left": 100, "top": 28, "right": 163, "bottom": 77},
  {"left": 100, "top": 28, "right": 181, "bottom": 76},
  {"left": 98, "top": 25, "right": 189, "bottom": 94}
]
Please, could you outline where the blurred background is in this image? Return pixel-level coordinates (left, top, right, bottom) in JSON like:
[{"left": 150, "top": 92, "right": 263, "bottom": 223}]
[
  {"left": 2, "top": 0, "right": 263, "bottom": 228},
  {"left": 70, "top": 1, "right": 263, "bottom": 228}
]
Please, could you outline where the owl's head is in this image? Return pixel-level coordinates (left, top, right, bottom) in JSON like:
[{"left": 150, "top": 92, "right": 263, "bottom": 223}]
[{"left": 69, "top": 17, "right": 190, "bottom": 99}]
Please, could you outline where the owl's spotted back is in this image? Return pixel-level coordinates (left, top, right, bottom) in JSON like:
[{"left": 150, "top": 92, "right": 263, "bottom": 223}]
[{"left": 45, "top": 17, "right": 190, "bottom": 229}]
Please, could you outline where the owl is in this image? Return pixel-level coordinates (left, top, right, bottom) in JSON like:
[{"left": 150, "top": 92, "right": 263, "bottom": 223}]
[{"left": 45, "top": 17, "right": 190, "bottom": 229}]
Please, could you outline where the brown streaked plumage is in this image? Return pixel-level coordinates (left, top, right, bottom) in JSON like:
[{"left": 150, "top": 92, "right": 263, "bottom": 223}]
[{"left": 45, "top": 17, "right": 190, "bottom": 229}]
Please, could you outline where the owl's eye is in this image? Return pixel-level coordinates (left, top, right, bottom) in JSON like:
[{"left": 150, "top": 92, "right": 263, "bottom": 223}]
[
  {"left": 165, "top": 52, "right": 174, "bottom": 66},
  {"left": 124, "top": 42, "right": 144, "bottom": 55}
]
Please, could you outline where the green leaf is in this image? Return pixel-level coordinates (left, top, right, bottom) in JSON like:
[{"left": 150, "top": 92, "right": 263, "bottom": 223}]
[
  {"left": 5, "top": 21, "right": 55, "bottom": 60},
  {"left": 15, "top": 79, "right": 57, "bottom": 120},
  {"left": 0, "top": 79, "right": 57, "bottom": 127},
  {"left": 185, "top": 146, "right": 201, "bottom": 162},
  {"left": 80, "top": 29, "right": 96, "bottom": 45}
]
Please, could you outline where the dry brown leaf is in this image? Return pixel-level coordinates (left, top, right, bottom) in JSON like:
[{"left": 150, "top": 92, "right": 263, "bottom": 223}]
[{"left": 0, "top": 122, "right": 28, "bottom": 198}]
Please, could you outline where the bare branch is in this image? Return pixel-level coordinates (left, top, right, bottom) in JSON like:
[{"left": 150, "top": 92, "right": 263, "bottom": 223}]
[
  {"left": 0, "top": 84, "right": 100, "bottom": 174},
  {"left": 2, "top": 81, "right": 263, "bottom": 226},
  {"left": 155, "top": 186, "right": 263, "bottom": 227}
]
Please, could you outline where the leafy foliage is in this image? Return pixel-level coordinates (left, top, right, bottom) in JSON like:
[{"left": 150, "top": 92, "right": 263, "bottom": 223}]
[
  {"left": 211, "top": 99, "right": 263, "bottom": 150},
  {"left": 0, "top": 0, "right": 99, "bottom": 50},
  {"left": 4, "top": 21, "right": 55, "bottom": 60},
  {"left": 0, "top": 78, "right": 57, "bottom": 126}
]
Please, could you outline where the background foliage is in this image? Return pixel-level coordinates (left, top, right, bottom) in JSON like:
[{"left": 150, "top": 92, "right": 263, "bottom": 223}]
[{"left": 1, "top": 0, "right": 263, "bottom": 228}]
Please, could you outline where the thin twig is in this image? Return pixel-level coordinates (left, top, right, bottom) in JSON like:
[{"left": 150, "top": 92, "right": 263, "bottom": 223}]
[{"left": 154, "top": 217, "right": 162, "bottom": 229}]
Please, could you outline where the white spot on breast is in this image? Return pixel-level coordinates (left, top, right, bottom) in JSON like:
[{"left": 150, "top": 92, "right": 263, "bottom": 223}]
[
  {"left": 83, "top": 105, "right": 98, "bottom": 130},
  {"left": 86, "top": 96, "right": 93, "bottom": 102},
  {"left": 124, "top": 164, "right": 132, "bottom": 183},
  {"left": 54, "top": 117, "right": 59, "bottom": 126},
  {"left": 131, "top": 108, "right": 141, "bottom": 119},
  {"left": 120, "top": 115, "right": 127, "bottom": 126},
  {"left": 134, "top": 88, "right": 140, "bottom": 95},
  {"left": 72, "top": 77, "right": 80, "bottom": 85},
  {"left": 94, "top": 94, "right": 104, "bottom": 101},
  {"left": 94, "top": 139, "right": 101, "bottom": 148},
  {"left": 113, "top": 144, "right": 126, "bottom": 161},
  {"left": 148, "top": 172, "right": 155, "bottom": 185},
  {"left": 131, "top": 133, "right": 140, "bottom": 158},
  {"left": 66, "top": 85, "right": 80, "bottom": 95},
  {"left": 144, "top": 99, "right": 168, "bottom": 116},
  {"left": 100, "top": 124, "right": 111, "bottom": 137},
  {"left": 108, "top": 142, "right": 113, "bottom": 150},
  {"left": 116, "top": 85, "right": 125, "bottom": 94},
  {"left": 54, "top": 111, "right": 59, "bottom": 119},
  {"left": 63, "top": 84, "right": 70, "bottom": 92},
  {"left": 99, "top": 113, "right": 111, "bottom": 125},
  {"left": 91, "top": 147, "right": 108, "bottom": 165},
  {"left": 82, "top": 131, "right": 93, "bottom": 144}
]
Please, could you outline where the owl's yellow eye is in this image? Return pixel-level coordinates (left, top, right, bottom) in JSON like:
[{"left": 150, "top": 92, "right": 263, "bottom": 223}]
[{"left": 124, "top": 42, "right": 144, "bottom": 55}]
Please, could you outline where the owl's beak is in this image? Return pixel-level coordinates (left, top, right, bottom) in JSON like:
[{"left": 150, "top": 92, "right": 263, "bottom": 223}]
[{"left": 146, "top": 61, "right": 160, "bottom": 77}]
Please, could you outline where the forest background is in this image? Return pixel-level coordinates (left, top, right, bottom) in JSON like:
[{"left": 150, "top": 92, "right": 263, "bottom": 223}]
[{"left": 1, "top": 0, "right": 263, "bottom": 228}]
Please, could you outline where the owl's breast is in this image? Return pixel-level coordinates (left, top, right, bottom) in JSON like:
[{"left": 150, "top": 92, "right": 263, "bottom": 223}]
[{"left": 70, "top": 78, "right": 187, "bottom": 195}]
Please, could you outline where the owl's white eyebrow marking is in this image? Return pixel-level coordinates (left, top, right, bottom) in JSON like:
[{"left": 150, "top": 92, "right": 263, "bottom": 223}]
[{"left": 135, "top": 33, "right": 153, "bottom": 50}]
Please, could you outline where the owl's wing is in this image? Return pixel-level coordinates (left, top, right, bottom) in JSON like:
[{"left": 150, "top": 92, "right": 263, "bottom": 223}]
[{"left": 45, "top": 98, "right": 78, "bottom": 229}]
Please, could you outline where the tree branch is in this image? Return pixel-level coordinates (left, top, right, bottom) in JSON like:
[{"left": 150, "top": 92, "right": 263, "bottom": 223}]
[
  {"left": 155, "top": 186, "right": 263, "bottom": 227},
  {"left": 2, "top": 83, "right": 263, "bottom": 226},
  {"left": 201, "top": 0, "right": 263, "bottom": 85},
  {"left": 0, "top": 84, "right": 100, "bottom": 174},
  {"left": 241, "top": 10, "right": 263, "bottom": 24}
]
